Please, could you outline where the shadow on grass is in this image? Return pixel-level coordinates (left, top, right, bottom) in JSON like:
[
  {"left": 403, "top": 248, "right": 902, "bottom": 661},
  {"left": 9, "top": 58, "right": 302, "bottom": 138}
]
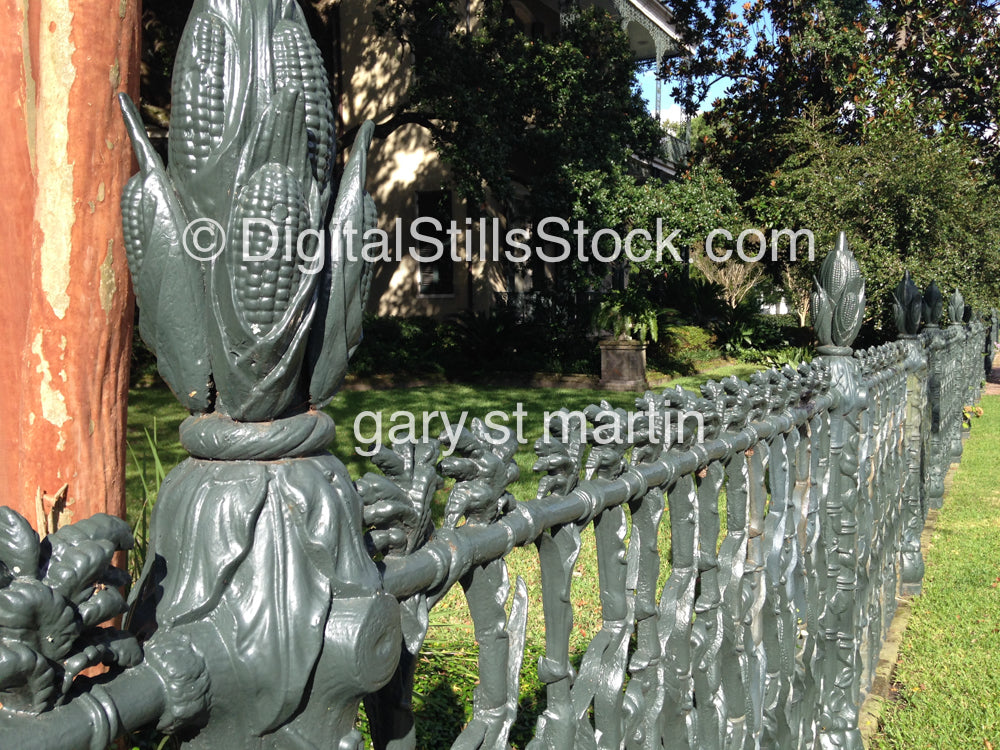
[
  {"left": 414, "top": 678, "right": 469, "bottom": 748},
  {"left": 408, "top": 643, "right": 584, "bottom": 749}
]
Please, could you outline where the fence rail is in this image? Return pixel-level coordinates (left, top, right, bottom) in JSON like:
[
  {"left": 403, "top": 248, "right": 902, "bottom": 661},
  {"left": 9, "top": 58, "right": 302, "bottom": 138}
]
[{"left": 362, "top": 259, "right": 989, "bottom": 750}]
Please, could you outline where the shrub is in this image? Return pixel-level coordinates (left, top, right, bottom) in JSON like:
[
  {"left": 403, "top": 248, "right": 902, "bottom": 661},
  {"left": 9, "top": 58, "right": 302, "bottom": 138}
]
[
  {"left": 647, "top": 324, "right": 718, "bottom": 374},
  {"left": 351, "top": 316, "right": 454, "bottom": 377},
  {"left": 739, "top": 345, "right": 814, "bottom": 369},
  {"left": 350, "top": 309, "right": 601, "bottom": 379},
  {"left": 752, "top": 313, "right": 810, "bottom": 348},
  {"left": 712, "top": 310, "right": 812, "bottom": 360},
  {"left": 662, "top": 324, "right": 715, "bottom": 355}
]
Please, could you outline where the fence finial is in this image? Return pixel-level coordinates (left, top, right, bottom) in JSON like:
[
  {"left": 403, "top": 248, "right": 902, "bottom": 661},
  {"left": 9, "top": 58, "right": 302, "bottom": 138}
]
[
  {"left": 812, "top": 231, "right": 865, "bottom": 353},
  {"left": 118, "top": 0, "right": 376, "bottom": 421},
  {"left": 893, "top": 270, "right": 923, "bottom": 336},
  {"left": 948, "top": 289, "right": 965, "bottom": 325},
  {"left": 922, "top": 281, "right": 943, "bottom": 327}
]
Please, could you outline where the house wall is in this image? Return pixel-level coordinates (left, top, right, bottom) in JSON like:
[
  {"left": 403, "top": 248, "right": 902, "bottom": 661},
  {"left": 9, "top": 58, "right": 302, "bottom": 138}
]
[{"left": 337, "top": 0, "right": 507, "bottom": 318}]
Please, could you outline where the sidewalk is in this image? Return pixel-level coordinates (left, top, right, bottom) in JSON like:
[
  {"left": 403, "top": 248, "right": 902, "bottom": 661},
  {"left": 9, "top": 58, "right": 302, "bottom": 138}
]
[
  {"left": 986, "top": 354, "right": 1000, "bottom": 395},
  {"left": 865, "top": 392, "right": 1000, "bottom": 749}
]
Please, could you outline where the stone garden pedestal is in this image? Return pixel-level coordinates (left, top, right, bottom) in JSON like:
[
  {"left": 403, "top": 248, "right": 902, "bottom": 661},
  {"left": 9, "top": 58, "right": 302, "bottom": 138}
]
[{"left": 598, "top": 338, "right": 647, "bottom": 391}]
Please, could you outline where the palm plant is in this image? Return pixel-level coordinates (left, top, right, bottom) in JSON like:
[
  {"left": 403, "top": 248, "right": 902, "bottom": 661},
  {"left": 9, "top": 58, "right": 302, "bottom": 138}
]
[{"left": 592, "top": 288, "right": 661, "bottom": 344}]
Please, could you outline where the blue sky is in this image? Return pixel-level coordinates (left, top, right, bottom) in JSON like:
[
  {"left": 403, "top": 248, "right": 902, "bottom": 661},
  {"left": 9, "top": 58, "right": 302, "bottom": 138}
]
[
  {"left": 636, "top": 0, "right": 762, "bottom": 122},
  {"left": 637, "top": 68, "right": 731, "bottom": 123}
]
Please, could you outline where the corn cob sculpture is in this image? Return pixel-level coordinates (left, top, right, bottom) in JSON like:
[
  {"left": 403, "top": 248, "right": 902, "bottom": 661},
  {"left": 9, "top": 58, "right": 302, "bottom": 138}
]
[
  {"left": 0, "top": 1, "right": 390, "bottom": 746},
  {"left": 120, "top": 0, "right": 375, "bottom": 420},
  {"left": 112, "top": 2, "right": 396, "bottom": 748}
]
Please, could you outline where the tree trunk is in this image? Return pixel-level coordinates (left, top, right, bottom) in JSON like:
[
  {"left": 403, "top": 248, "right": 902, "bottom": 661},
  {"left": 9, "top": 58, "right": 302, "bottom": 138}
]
[{"left": 0, "top": 0, "right": 139, "bottom": 532}]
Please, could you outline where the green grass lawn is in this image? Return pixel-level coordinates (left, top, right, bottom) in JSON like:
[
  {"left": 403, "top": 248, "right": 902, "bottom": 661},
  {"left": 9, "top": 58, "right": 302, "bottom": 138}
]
[
  {"left": 125, "top": 366, "right": 756, "bottom": 512},
  {"left": 649, "top": 359, "right": 760, "bottom": 390},
  {"left": 126, "top": 384, "right": 642, "bottom": 514},
  {"left": 870, "top": 394, "right": 1000, "bottom": 750}
]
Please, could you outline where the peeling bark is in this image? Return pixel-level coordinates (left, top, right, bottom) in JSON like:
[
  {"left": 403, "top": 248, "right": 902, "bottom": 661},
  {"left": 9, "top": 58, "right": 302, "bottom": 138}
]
[{"left": 0, "top": 0, "right": 139, "bottom": 528}]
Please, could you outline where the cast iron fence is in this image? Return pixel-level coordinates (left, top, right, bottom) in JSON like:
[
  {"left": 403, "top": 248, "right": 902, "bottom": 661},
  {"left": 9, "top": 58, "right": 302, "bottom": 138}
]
[
  {"left": 362, "top": 261, "right": 989, "bottom": 750},
  {"left": 0, "top": 243, "right": 991, "bottom": 750},
  {"left": 0, "top": 1, "right": 997, "bottom": 748}
]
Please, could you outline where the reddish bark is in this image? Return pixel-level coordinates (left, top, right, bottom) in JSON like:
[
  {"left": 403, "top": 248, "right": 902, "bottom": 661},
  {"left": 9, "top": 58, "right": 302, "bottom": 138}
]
[{"left": 0, "top": 0, "right": 139, "bottom": 531}]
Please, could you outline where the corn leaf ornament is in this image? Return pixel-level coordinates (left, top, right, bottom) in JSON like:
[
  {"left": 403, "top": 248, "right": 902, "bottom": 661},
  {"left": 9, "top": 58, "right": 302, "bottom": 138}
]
[
  {"left": 892, "top": 270, "right": 922, "bottom": 336},
  {"left": 120, "top": 0, "right": 376, "bottom": 420},
  {"left": 948, "top": 288, "right": 965, "bottom": 326},
  {"left": 922, "top": 281, "right": 943, "bottom": 327},
  {"left": 811, "top": 232, "right": 865, "bottom": 352}
]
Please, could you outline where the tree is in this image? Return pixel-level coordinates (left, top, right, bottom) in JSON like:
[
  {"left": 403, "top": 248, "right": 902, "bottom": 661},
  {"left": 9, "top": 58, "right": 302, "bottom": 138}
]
[
  {"left": 370, "top": 0, "right": 664, "bottom": 200},
  {"left": 370, "top": 0, "right": 665, "bottom": 289},
  {"left": 0, "top": 1, "right": 140, "bottom": 528},
  {"left": 659, "top": 0, "right": 1000, "bottom": 339},
  {"left": 867, "top": 0, "right": 1000, "bottom": 180},
  {"left": 596, "top": 163, "right": 750, "bottom": 323},
  {"left": 663, "top": 0, "right": 1000, "bottom": 193},
  {"left": 664, "top": 0, "right": 874, "bottom": 195},
  {"left": 782, "top": 265, "right": 812, "bottom": 327},
  {"left": 753, "top": 110, "right": 1000, "bottom": 335},
  {"left": 691, "top": 250, "right": 763, "bottom": 310}
]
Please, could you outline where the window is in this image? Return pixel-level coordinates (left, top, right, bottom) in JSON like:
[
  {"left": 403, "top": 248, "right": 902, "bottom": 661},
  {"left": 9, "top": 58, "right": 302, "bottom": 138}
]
[{"left": 415, "top": 190, "right": 454, "bottom": 297}]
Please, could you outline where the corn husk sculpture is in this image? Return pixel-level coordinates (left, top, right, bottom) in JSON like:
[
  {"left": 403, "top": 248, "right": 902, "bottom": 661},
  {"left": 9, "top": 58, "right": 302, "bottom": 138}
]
[
  {"left": 922, "top": 280, "right": 943, "bottom": 328},
  {"left": 948, "top": 289, "right": 965, "bottom": 326},
  {"left": 811, "top": 232, "right": 865, "bottom": 355},
  {"left": 811, "top": 232, "right": 866, "bottom": 750},
  {"left": 119, "top": 1, "right": 398, "bottom": 747},
  {"left": 120, "top": 3, "right": 374, "bottom": 418},
  {"left": 892, "top": 271, "right": 922, "bottom": 337}
]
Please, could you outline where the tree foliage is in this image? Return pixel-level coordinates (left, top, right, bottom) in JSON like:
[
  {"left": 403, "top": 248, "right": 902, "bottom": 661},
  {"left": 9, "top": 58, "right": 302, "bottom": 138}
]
[
  {"left": 597, "top": 164, "right": 752, "bottom": 323},
  {"left": 373, "top": 0, "right": 664, "bottom": 213},
  {"left": 658, "top": 0, "right": 1000, "bottom": 337},
  {"left": 663, "top": 0, "right": 1000, "bottom": 192},
  {"left": 869, "top": 0, "right": 1000, "bottom": 173},
  {"left": 753, "top": 110, "right": 1000, "bottom": 335}
]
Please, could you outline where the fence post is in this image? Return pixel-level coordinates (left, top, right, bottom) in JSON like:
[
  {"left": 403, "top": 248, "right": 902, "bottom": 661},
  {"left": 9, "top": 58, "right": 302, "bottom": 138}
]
[
  {"left": 113, "top": 4, "right": 397, "bottom": 745},
  {"left": 948, "top": 290, "right": 969, "bottom": 461},
  {"left": 922, "top": 282, "right": 947, "bottom": 510},
  {"left": 811, "top": 233, "right": 865, "bottom": 750},
  {"left": 894, "top": 272, "right": 929, "bottom": 595},
  {"left": 990, "top": 309, "right": 1000, "bottom": 375},
  {"left": 973, "top": 311, "right": 987, "bottom": 403}
]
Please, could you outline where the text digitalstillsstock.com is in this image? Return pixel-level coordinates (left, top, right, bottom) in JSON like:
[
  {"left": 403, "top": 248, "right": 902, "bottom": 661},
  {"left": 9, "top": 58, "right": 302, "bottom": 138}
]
[
  {"left": 352, "top": 404, "right": 707, "bottom": 457},
  {"left": 182, "top": 216, "right": 816, "bottom": 271}
]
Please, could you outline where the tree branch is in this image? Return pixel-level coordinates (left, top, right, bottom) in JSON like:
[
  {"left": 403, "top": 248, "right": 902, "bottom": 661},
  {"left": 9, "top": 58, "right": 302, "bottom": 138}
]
[{"left": 339, "top": 110, "right": 443, "bottom": 150}]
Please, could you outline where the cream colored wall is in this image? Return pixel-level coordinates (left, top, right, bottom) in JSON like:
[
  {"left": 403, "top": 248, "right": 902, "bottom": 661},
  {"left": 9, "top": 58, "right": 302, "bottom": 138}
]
[{"left": 338, "top": 0, "right": 506, "bottom": 318}]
